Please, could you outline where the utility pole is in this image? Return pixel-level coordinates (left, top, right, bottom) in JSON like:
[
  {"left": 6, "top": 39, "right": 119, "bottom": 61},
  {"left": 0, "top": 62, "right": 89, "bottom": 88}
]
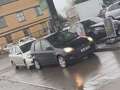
[{"left": 46, "top": 0, "right": 62, "bottom": 33}]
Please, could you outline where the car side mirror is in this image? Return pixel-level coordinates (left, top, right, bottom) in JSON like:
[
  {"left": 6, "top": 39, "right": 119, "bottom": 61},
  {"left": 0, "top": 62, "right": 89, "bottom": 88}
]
[{"left": 46, "top": 47, "right": 54, "bottom": 50}]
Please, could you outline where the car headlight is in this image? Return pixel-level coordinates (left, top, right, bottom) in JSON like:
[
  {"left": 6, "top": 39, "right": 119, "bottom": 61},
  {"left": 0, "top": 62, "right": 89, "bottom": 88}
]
[
  {"left": 87, "top": 37, "right": 93, "bottom": 42},
  {"left": 64, "top": 47, "right": 74, "bottom": 53},
  {"left": 26, "top": 55, "right": 32, "bottom": 59}
]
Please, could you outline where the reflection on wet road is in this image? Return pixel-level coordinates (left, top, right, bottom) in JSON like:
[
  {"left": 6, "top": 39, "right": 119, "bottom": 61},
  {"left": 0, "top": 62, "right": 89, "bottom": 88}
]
[{"left": 0, "top": 51, "right": 120, "bottom": 90}]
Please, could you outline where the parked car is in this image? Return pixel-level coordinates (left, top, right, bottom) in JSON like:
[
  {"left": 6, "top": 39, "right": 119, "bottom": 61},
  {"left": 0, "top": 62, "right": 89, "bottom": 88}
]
[
  {"left": 31, "top": 30, "right": 95, "bottom": 69},
  {"left": 3, "top": 43, "right": 14, "bottom": 53},
  {"left": 88, "top": 22, "right": 106, "bottom": 41},
  {"left": 105, "top": 1, "right": 120, "bottom": 19},
  {"left": 80, "top": 17, "right": 105, "bottom": 41},
  {"left": 80, "top": 17, "right": 103, "bottom": 33},
  {"left": 9, "top": 37, "right": 36, "bottom": 69},
  {"left": 87, "top": 18, "right": 120, "bottom": 41}
]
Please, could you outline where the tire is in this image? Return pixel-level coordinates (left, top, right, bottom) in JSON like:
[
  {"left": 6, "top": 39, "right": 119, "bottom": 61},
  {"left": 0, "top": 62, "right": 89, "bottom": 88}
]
[
  {"left": 88, "top": 53, "right": 95, "bottom": 57},
  {"left": 57, "top": 56, "right": 67, "bottom": 68},
  {"left": 11, "top": 60, "right": 18, "bottom": 69},
  {"left": 28, "top": 65, "right": 34, "bottom": 70},
  {"left": 34, "top": 60, "right": 41, "bottom": 70},
  {"left": 16, "top": 66, "right": 19, "bottom": 69},
  {"left": 11, "top": 60, "right": 14, "bottom": 65}
]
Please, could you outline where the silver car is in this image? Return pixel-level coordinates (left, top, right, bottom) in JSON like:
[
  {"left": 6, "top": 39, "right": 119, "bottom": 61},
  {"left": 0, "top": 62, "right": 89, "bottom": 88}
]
[{"left": 106, "top": 1, "right": 120, "bottom": 19}]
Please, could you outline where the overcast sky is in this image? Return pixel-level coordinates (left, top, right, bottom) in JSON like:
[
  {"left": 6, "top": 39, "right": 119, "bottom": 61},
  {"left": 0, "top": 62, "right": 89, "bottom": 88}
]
[{"left": 53, "top": 0, "right": 72, "bottom": 17}]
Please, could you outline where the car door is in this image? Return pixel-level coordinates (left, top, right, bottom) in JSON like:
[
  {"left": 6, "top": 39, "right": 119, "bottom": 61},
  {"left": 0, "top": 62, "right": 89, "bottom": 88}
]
[{"left": 39, "top": 39, "right": 57, "bottom": 65}]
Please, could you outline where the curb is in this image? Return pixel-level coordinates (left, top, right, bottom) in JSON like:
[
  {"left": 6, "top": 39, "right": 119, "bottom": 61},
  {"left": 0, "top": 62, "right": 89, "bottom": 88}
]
[{"left": 96, "top": 46, "right": 120, "bottom": 52}]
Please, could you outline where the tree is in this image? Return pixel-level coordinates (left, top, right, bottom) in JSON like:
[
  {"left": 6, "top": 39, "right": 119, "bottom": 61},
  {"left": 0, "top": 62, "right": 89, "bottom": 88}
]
[{"left": 58, "top": 15, "right": 67, "bottom": 28}]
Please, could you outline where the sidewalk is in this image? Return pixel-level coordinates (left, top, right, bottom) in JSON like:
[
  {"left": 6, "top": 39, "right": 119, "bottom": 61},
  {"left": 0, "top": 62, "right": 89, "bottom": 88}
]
[
  {"left": 96, "top": 40, "right": 120, "bottom": 52},
  {"left": 99, "top": 78, "right": 120, "bottom": 90}
]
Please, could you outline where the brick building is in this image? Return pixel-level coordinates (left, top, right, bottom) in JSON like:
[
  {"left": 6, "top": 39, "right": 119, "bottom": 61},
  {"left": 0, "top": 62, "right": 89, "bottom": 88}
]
[{"left": 0, "top": 0, "right": 49, "bottom": 47}]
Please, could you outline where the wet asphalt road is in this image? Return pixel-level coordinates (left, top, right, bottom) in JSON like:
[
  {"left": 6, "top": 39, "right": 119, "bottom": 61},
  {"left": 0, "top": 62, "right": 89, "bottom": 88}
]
[{"left": 0, "top": 51, "right": 120, "bottom": 90}]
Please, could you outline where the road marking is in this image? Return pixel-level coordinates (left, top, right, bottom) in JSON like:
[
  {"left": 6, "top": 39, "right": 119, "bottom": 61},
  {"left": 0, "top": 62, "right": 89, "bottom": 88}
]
[
  {"left": 0, "top": 65, "right": 12, "bottom": 75},
  {"left": 0, "top": 78, "right": 61, "bottom": 90}
]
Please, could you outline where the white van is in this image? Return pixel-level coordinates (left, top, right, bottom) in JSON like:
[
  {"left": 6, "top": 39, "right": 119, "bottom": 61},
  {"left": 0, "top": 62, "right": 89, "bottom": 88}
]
[{"left": 9, "top": 37, "right": 36, "bottom": 69}]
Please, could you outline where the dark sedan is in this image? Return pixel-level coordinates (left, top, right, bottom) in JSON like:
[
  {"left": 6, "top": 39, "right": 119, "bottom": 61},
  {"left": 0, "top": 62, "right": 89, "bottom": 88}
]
[{"left": 31, "top": 31, "right": 95, "bottom": 69}]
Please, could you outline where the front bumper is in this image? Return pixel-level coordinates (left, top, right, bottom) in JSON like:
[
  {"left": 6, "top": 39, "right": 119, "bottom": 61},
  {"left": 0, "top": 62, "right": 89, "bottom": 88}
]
[
  {"left": 25, "top": 58, "right": 34, "bottom": 66},
  {"left": 64, "top": 45, "right": 95, "bottom": 61}
]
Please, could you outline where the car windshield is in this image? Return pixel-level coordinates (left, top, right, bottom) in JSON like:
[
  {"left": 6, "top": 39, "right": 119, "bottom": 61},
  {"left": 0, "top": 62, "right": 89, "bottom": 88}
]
[
  {"left": 47, "top": 31, "right": 78, "bottom": 48},
  {"left": 20, "top": 41, "right": 33, "bottom": 53}
]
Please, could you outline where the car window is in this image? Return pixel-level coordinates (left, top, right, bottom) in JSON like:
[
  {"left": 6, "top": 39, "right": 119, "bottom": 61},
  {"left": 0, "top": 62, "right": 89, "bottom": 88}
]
[
  {"left": 35, "top": 41, "right": 42, "bottom": 52},
  {"left": 47, "top": 31, "right": 78, "bottom": 48},
  {"left": 9, "top": 46, "right": 21, "bottom": 55},
  {"left": 20, "top": 41, "right": 33, "bottom": 53},
  {"left": 41, "top": 40, "right": 52, "bottom": 51},
  {"left": 9, "top": 47, "right": 16, "bottom": 54},
  {"left": 15, "top": 47, "right": 21, "bottom": 54},
  {"left": 108, "top": 3, "right": 120, "bottom": 11}
]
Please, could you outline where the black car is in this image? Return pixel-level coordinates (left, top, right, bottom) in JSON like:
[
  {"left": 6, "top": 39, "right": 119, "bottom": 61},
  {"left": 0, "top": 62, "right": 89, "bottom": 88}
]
[
  {"left": 88, "top": 22, "right": 106, "bottom": 41},
  {"left": 31, "top": 31, "right": 95, "bottom": 69},
  {"left": 88, "top": 19, "right": 120, "bottom": 42}
]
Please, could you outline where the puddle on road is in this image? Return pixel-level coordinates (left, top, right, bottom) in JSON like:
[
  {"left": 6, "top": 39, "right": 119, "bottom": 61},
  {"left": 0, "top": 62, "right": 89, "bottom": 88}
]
[
  {"left": 84, "top": 52, "right": 120, "bottom": 90},
  {"left": 1, "top": 52, "right": 120, "bottom": 90}
]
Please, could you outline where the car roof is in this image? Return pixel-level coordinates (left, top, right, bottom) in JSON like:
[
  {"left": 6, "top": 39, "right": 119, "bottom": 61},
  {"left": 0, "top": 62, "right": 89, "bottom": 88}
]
[
  {"left": 12, "top": 37, "right": 36, "bottom": 47},
  {"left": 40, "top": 30, "right": 69, "bottom": 40},
  {"left": 80, "top": 17, "right": 103, "bottom": 23},
  {"left": 107, "top": 1, "right": 120, "bottom": 10},
  {"left": 41, "top": 32, "right": 57, "bottom": 40},
  {"left": 91, "top": 22, "right": 104, "bottom": 27}
]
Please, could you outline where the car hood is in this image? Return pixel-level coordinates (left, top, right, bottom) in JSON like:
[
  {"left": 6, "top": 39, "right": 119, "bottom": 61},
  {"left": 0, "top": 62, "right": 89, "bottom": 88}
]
[
  {"left": 65, "top": 37, "right": 87, "bottom": 49},
  {"left": 23, "top": 51, "right": 31, "bottom": 58}
]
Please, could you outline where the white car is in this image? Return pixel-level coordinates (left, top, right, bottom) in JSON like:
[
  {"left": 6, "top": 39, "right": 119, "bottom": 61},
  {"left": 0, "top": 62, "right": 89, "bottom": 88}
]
[
  {"left": 106, "top": 1, "right": 120, "bottom": 19},
  {"left": 9, "top": 37, "right": 36, "bottom": 69},
  {"left": 3, "top": 43, "right": 14, "bottom": 52}
]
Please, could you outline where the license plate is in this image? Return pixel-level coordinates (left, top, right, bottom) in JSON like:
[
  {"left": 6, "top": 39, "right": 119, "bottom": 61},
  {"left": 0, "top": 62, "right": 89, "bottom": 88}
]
[{"left": 81, "top": 46, "right": 90, "bottom": 52}]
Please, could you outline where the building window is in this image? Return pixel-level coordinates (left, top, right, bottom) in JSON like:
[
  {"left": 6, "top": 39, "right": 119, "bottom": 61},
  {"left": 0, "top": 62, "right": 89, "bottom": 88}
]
[
  {"left": 5, "top": 34, "right": 13, "bottom": 43},
  {"left": 35, "top": 6, "right": 43, "bottom": 16},
  {"left": 16, "top": 12, "right": 25, "bottom": 22},
  {"left": 0, "top": 0, "right": 16, "bottom": 6},
  {"left": 42, "top": 23, "right": 48, "bottom": 33},
  {"left": 0, "top": 17, "right": 7, "bottom": 29},
  {"left": 23, "top": 28, "right": 31, "bottom": 36},
  {"left": 40, "top": 0, "right": 48, "bottom": 10}
]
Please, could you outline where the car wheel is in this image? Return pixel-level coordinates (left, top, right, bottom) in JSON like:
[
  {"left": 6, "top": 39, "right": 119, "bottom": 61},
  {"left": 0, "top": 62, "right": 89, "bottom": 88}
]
[
  {"left": 58, "top": 56, "right": 67, "bottom": 68},
  {"left": 88, "top": 53, "right": 95, "bottom": 57},
  {"left": 34, "top": 60, "right": 41, "bottom": 70},
  {"left": 11, "top": 60, "right": 20, "bottom": 70},
  {"left": 16, "top": 66, "right": 20, "bottom": 69},
  {"left": 28, "top": 66, "right": 34, "bottom": 70},
  {"left": 11, "top": 60, "right": 14, "bottom": 65},
  {"left": 118, "top": 30, "right": 120, "bottom": 35},
  {"left": 11, "top": 60, "right": 16, "bottom": 67}
]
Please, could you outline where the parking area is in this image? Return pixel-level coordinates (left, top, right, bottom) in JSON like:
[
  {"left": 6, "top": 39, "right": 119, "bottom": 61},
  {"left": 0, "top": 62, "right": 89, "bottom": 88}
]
[{"left": 0, "top": 50, "right": 120, "bottom": 90}]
